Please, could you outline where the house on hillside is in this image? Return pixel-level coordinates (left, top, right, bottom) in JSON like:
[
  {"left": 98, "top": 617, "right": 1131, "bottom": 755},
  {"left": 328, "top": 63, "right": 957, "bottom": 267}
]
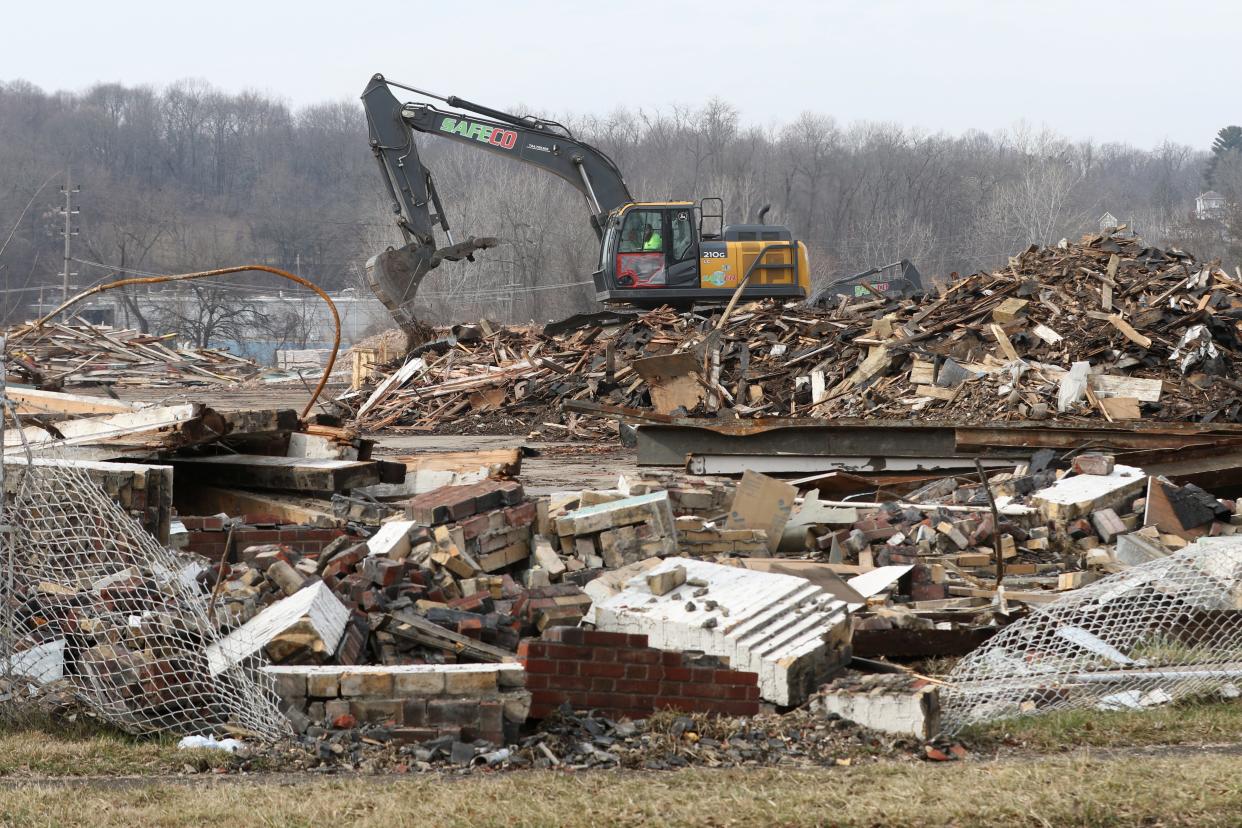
[
  {"left": 1098, "top": 212, "right": 1119, "bottom": 232},
  {"left": 1196, "top": 191, "right": 1226, "bottom": 220}
]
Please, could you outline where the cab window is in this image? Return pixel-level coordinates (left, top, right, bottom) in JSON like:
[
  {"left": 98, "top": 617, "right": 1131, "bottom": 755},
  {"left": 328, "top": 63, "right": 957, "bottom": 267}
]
[
  {"left": 599, "top": 223, "right": 617, "bottom": 270},
  {"left": 670, "top": 208, "right": 695, "bottom": 261},
  {"left": 619, "top": 209, "right": 664, "bottom": 253}
]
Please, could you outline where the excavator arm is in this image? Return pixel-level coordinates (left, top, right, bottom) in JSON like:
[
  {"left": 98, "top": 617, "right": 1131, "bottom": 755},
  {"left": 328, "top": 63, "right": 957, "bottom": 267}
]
[{"left": 361, "top": 74, "right": 634, "bottom": 343}]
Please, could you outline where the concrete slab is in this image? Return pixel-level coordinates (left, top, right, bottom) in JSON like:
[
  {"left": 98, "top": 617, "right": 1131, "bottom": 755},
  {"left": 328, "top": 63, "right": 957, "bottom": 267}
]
[{"left": 592, "top": 557, "right": 852, "bottom": 705}]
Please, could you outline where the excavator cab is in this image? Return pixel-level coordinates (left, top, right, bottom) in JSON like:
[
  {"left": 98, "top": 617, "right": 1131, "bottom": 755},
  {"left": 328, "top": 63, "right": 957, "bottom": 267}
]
[{"left": 593, "top": 201, "right": 811, "bottom": 305}]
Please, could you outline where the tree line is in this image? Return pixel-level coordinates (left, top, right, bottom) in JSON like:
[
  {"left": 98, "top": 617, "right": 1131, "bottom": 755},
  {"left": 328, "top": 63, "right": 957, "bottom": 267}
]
[{"left": 0, "top": 78, "right": 1237, "bottom": 335}]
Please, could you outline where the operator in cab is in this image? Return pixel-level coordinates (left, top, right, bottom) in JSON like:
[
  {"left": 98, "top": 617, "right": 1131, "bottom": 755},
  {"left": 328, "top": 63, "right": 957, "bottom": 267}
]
[{"left": 642, "top": 223, "right": 662, "bottom": 252}]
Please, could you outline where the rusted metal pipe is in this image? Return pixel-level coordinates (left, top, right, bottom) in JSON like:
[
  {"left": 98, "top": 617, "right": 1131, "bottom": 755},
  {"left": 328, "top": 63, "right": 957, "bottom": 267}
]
[{"left": 22, "top": 265, "right": 340, "bottom": 419}]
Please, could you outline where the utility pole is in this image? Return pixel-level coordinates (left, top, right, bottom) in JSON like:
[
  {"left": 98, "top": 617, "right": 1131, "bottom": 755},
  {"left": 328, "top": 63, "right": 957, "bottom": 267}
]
[{"left": 60, "top": 168, "right": 80, "bottom": 304}]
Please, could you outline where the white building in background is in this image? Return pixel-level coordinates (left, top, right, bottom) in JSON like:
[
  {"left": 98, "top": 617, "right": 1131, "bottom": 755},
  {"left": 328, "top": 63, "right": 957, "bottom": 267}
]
[
  {"left": 1196, "top": 190, "right": 1227, "bottom": 220},
  {"left": 1098, "top": 212, "right": 1119, "bottom": 232}
]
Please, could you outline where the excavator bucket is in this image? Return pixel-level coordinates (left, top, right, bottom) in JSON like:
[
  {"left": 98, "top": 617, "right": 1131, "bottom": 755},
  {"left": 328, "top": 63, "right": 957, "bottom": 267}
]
[{"left": 365, "top": 237, "right": 499, "bottom": 346}]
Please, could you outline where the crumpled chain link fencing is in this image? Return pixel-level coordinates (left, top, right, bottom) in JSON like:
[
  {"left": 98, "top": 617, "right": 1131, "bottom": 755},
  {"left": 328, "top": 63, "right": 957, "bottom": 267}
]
[
  {"left": 0, "top": 450, "right": 288, "bottom": 739},
  {"left": 942, "top": 537, "right": 1242, "bottom": 733}
]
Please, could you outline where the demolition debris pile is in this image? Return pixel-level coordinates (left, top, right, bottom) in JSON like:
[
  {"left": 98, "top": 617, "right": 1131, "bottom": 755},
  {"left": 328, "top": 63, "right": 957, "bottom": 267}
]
[
  {"left": 6, "top": 369, "right": 1242, "bottom": 748},
  {"left": 6, "top": 322, "right": 259, "bottom": 388},
  {"left": 8, "top": 230, "right": 1242, "bottom": 754},
  {"left": 346, "top": 231, "right": 1242, "bottom": 434}
]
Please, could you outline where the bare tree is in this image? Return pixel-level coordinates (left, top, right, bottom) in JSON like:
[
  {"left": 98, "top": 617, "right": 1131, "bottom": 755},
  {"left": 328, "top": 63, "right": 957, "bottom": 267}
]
[{"left": 148, "top": 283, "right": 271, "bottom": 349}]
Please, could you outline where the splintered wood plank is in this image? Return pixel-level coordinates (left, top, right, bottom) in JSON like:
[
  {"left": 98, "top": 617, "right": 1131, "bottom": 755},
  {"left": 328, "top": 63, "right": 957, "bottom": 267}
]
[
  {"left": 1089, "top": 375, "right": 1162, "bottom": 403},
  {"left": 915, "top": 384, "right": 958, "bottom": 401},
  {"left": 169, "top": 455, "right": 380, "bottom": 492},
  {"left": 2, "top": 404, "right": 201, "bottom": 450},
  {"left": 1031, "top": 323, "right": 1064, "bottom": 346},
  {"left": 988, "top": 324, "right": 1021, "bottom": 362},
  {"left": 7, "top": 387, "right": 138, "bottom": 417},
  {"left": 1108, "top": 314, "right": 1152, "bottom": 348},
  {"left": 1098, "top": 396, "right": 1142, "bottom": 420}
]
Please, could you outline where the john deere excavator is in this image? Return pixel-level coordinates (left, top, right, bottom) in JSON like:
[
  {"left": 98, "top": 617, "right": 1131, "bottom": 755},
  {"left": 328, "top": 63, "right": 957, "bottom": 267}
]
[{"left": 361, "top": 74, "right": 810, "bottom": 342}]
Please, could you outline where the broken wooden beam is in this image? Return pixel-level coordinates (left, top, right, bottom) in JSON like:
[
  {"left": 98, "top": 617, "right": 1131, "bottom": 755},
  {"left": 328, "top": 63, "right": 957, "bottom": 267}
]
[{"left": 168, "top": 455, "right": 381, "bottom": 493}]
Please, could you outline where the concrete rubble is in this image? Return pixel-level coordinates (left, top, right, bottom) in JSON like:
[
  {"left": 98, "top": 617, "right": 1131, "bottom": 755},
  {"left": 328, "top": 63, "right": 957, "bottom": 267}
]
[{"left": 592, "top": 557, "right": 852, "bottom": 705}]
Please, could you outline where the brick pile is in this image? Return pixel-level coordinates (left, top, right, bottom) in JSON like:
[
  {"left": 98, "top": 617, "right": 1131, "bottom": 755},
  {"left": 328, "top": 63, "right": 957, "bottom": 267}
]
[
  {"left": 519, "top": 627, "right": 761, "bottom": 720},
  {"left": 181, "top": 515, "right": 346, "bottom": 562},
  {"left": 265, "top": 663, "right": 529, "bottom": 744},
  {"left": 210, "top": 478, "right": 592, "bottom": 671},
  {"left": 553, "top": 491, "right": 678, "bottom": 569},
  {"left": 674, "top": 516, "right": 769, "bottom": 556},
  {"left": 404, "top": 478, "right": 535, "bottom": 575}
]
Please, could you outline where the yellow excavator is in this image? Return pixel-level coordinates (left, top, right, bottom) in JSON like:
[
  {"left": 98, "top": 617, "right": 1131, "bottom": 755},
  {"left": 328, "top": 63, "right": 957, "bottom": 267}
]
[{"left": 361, "top": 74, "right": 810, "bottom": 342}]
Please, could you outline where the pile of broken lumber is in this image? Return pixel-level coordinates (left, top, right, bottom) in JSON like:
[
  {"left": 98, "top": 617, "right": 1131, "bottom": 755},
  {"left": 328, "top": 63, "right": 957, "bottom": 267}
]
[
  {"left": 6, "top": 322, "right": 259, "bottom": 388},
  {"left": 345, "top": 232, "right": 1242, "bottom": 435}
]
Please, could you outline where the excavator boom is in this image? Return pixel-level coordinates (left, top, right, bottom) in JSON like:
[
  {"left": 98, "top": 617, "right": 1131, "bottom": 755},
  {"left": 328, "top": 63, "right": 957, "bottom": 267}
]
[{"left": 361, "top": 75, "right": 633, "bottom": 342}]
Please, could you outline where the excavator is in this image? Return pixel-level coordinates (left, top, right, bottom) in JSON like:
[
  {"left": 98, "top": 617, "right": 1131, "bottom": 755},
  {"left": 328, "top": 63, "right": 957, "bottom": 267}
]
[{"left": 361, "top": 74, "right": 811, "bottom": 343}]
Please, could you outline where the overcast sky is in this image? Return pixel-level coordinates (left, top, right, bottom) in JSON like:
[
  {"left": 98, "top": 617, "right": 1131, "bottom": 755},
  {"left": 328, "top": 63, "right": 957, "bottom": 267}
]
[{"left": 1, "top": 0, "right": 1234, "bottom": 149}]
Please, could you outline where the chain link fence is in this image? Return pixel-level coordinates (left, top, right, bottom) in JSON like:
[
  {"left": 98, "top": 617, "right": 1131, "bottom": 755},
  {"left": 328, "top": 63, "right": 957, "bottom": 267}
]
[
  {"left": 942, "top": 536, "right": 1242, "bottom": 734},
  {"left": 0, "top": 389, "right": 287, "bottom": 739}
]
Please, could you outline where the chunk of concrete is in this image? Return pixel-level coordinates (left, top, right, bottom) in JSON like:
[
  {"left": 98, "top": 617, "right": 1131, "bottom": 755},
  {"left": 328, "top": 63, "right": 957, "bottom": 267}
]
[
  {"left": 1113, "top": 532, "right": 1169, "bottom": 566},
  {"left": 1031, "top": 465, "right": 1145, "bottom": 521},
  {"left": 207, "top": 581, "right": 349, "bottom": 675},
  {"left": 811, "top": 674, "right": 940, "bottom": 740},
  {"left": 593, "top": 557, "right": 852, "bottom": 706},
  {"left": 366, "top": 520, "right": 418, "bottom": 560},
  {"left": 646, "top": 565, "right": 686, "bottom": 596},
  {"left": 555, "top": 491, "right": 676, "bottom": 539}
]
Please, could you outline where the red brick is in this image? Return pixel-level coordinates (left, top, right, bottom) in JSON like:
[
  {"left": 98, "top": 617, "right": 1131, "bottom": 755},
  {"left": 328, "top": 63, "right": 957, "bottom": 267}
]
[
  {"left": 588, "top": 647, "right": 617, "bottom": 663},
  {"left": 529, "top": 689, "right": 569, "bottom": 708},
  {"left": 714, "top": 670, "right": 758, "bottom": 686},
  {"left": 617, "top": 649, "right": 661, "bottom": 665},
  {"left": 662, "top": 651, "right": 684, "bottom": 667},
  {"left": 688, "top": 668, "right": 715, "bottom": 684},
  {"left": 682, "top": 683, "right": 721, "bottom": 699},
  {"left": 589, "top": 677, "right": 615, "bottom": 692},
  {"left": 555, "top": 660, "right": 579, "bottom": 676},
  {"left": 516, "top": 640, "right": 542, "bottom": 659},
  {"left": 524, "top": 673, "right": 549, "bottom": 689},
  {"left": 663, "top": 667, "right": 692, "bottom": 682},
  {"left": 235, "top": 529, "right": 281, "bottom": 544},
  {"left": 581, "top": 631, "right": 631, "bottom": 647},
  {"left": 623, "top": 664, "right": 650, "bottom": 680},
  {"left": 580, "top": 662, "right": 624, "bottom": 679},
  {"left": 503, "top": 501, "right": 537, "bottom": 527},
  {"left": 721, "top": 685, "right": 757, "bottom": 700},
  {"left": 549, "top": 675, "right": 592, "bottom": 692},
  {"left": 524, "top": 658, "right": 557, "bottom": 675},
  {"left": 460, "top": 513, "right": 490, "bottom": 540},
  {"left": 544, "top": 644, "right": 592, "bottom": 660},
  {"left": 616, "top": 679, "right": 660, "bottom": 695}
]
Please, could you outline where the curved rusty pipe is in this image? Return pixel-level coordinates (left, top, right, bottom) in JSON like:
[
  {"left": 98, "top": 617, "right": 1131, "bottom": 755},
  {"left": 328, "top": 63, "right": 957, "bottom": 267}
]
[{"left": 23, "top": 265, "right": 340, "bottom": 419}]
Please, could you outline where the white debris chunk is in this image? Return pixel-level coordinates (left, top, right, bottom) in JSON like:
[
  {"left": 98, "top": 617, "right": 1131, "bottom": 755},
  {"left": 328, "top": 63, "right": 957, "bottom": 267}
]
[{"left": 592, "top": 557, "right": 852, "bottom": 705}]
